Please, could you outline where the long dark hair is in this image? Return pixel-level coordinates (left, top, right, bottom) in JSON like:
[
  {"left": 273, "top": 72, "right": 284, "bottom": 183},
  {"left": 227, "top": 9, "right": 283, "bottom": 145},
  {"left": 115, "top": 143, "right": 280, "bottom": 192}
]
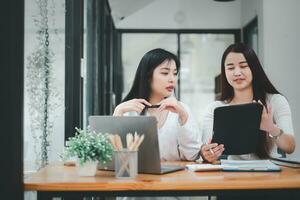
[
  {"left": 123, "top": 48, "right": 180, "bottom": 102},
  {"left": 220, "top": 43, "right": 280, "bottom": 158}
]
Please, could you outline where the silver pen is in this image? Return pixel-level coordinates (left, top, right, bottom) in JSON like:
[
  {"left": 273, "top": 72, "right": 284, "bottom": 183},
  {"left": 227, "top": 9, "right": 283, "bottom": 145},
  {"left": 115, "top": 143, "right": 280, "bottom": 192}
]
[{"left": 205, "top": 142, "right": 214, "bottom": 155}]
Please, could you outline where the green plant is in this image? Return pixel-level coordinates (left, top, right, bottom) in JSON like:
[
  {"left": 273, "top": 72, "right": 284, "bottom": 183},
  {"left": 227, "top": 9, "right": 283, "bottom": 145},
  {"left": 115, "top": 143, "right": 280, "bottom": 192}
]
[
  {"left": 26, "top": 0, "right": 62, "bottom": 169},
  {"left": 64, "top": 128, "right": 114, "bottom": 166}
]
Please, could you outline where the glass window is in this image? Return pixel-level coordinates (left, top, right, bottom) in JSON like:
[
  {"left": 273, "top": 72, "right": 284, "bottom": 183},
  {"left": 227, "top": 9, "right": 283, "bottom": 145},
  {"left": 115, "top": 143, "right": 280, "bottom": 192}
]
[
  {"left": 24, "top": 0, "right": 65, "bottom": 172},
  {"left": 121, "top": 33, "right": 235, "bottom": 126},
  {"left": 180, "top": 34, "right": 234, "bottom": 125},
  {"left": 243, "top": 18, "right": 258, "bottom": 54}
]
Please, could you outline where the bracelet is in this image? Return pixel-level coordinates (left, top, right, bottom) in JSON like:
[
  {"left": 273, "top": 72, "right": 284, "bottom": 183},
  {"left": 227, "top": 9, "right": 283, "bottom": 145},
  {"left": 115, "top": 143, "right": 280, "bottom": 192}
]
[{"left": 269, "top": 128, "right": 284, "bottom": 140}]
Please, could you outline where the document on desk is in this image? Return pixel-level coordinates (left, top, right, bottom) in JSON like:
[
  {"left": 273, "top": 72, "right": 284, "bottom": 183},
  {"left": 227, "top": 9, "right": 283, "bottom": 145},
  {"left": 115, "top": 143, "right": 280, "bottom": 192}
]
[
  {"left": 186, "top": 164, "right": 223, "bottom": 172},
  {"left": 221, "top": 159, "right": 281, "bottom": 172}
]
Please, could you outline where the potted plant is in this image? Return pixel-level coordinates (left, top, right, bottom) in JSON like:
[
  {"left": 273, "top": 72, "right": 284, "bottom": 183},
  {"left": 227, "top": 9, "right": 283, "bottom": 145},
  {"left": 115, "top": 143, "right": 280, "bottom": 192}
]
[{"left": 64, "top": 128, "right": 114, "bottom": 176}]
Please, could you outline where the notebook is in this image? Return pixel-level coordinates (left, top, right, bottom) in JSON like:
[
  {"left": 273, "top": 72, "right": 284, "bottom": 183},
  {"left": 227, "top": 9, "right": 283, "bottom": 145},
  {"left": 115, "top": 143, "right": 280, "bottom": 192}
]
[
  {"left": 89, "top": 116, "right": 184, "bottom": 174},
  {"left": 220, "top": 159, "right": 281, "bottom": 172}
]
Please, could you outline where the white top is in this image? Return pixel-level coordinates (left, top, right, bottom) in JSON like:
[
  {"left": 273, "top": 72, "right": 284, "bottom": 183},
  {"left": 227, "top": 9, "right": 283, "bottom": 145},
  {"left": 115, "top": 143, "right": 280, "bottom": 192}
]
[
  {"left": 125, "top": 101, "right": 202, "bottom": 161},
  {"left": 201, "top": 93, "right": 294, "bottom": 160}
]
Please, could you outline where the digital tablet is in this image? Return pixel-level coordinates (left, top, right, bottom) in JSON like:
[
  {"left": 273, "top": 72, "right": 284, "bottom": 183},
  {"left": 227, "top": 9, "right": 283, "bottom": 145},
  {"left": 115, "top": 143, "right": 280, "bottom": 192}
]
[{"left": 212, "top": 103, "right": 263, "bottom": 155}]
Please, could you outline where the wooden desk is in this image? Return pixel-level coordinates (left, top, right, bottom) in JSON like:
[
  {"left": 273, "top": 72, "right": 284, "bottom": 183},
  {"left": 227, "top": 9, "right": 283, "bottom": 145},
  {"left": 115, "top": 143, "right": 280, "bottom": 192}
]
[{"left": 24, "top": 162, "right": 300, "bottom": 199}]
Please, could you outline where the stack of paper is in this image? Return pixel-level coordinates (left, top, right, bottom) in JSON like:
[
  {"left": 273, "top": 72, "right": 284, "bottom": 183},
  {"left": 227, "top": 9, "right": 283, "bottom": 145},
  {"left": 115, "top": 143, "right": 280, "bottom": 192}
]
[
  {"left": 186, "top": 164, "right": 222, "bottom": 172},
  {"left": 186, "top": 160, "right": 282, "bottom": 172},
  {"left": 221, "top": 159, "right": 281, "bottom": 172}
]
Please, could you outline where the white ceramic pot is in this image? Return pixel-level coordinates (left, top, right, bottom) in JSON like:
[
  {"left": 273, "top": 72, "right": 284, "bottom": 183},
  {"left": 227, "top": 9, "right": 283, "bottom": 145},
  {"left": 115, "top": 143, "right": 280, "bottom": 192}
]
[{"left": 76, "top": 160, "right": 98, "bottom": 176}]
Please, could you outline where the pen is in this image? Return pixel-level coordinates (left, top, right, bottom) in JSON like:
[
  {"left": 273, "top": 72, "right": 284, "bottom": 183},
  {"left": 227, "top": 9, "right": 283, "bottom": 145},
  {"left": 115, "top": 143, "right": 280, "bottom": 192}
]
[
  {"left": 145, "top": 104, "right": 160, "bottom": 108},
  {"left": 206, "top": 142, "right": 214, "bottom": 155}
]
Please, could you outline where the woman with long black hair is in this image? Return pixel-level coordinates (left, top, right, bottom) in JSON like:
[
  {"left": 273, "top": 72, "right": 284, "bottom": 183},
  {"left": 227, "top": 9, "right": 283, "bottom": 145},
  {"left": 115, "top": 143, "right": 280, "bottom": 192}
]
[
  {"left": 113, "top": 48, "right": 201, "bottom": 161},
  {"left": 200, "top": 43, "right": 295, "bottom": 162}
]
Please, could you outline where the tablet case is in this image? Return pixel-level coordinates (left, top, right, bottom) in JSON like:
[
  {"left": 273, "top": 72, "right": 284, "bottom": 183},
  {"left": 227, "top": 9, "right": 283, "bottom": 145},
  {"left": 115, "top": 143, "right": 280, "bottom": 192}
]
[{"left": 212, "top": 103, "right": 263, "bottom": 155}]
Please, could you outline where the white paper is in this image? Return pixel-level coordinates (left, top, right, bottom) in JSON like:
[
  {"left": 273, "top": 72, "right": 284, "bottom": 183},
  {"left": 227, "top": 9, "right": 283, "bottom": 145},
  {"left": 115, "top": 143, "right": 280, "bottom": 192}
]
[
  {"left": 186, "top": 164, "right": 223, "bottom": 171},
  {"left": 221, "top": 159, "right": 281, "bottom": 171}
]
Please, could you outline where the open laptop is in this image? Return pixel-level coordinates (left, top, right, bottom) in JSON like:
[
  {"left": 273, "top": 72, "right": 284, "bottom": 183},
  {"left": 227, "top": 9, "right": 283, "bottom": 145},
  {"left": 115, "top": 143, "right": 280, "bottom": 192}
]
[
  {"left": 212, "top": 103, "right": 263, "bottom": 155},
  {"left": 89, "top": 116, "right": 184, "bottom": 174}
]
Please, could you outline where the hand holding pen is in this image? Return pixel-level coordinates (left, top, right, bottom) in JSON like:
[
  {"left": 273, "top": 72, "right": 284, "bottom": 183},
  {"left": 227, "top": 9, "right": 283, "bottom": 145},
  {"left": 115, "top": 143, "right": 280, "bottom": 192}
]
[
  {"left": 113, "top": 99, "right": 152, "bottom": 116},
  {"left": 200, "top": 139, "right": 225, "bottom": 163}
]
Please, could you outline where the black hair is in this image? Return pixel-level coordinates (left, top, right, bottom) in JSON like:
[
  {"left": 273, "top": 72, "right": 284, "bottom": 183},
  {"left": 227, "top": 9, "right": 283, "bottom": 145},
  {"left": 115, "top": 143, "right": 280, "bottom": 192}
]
[{"left": 123, "top": 48, "right": 180, "bottom": 103}]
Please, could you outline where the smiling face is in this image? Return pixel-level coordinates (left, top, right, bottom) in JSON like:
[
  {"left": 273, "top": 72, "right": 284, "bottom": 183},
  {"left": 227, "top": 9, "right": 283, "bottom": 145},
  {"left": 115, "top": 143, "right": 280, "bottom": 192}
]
[
  {"left": 150, "top": 59, "right": 178, "bottom": 99},
  {"left": 224, "top": 52, "right": 253, "bottom": 92}
]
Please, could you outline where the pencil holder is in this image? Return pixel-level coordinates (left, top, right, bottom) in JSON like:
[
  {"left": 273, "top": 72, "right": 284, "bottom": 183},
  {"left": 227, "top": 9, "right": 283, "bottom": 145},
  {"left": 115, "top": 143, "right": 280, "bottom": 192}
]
[{"left": 114, "top": 149, "right": 138, "bottom": 179}]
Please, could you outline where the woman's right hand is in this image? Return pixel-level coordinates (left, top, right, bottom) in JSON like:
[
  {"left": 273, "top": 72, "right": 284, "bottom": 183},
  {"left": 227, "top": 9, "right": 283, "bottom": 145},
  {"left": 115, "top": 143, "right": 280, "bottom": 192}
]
[
  {"left": 113, "top": 99, "right": 152, "bottom": 116},
  {"left": 200, "top": 142, "right": 224, "bottom": 163}
]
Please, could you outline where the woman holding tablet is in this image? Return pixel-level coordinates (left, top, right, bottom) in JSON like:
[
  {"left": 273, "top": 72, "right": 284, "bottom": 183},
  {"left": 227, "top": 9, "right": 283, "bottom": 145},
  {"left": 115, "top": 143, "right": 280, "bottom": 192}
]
[
  {"left": 113, "top": 48, "right": 201, "bottom": 162},
  {"left": 200, "top": 43, "right": 295, "bottom": 162}
]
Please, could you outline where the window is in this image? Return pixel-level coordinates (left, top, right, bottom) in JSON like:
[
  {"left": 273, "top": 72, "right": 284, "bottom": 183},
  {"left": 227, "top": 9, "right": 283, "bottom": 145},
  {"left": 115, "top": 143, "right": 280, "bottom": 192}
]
[
  {"left": 24, "top": 0, "right": 65, "bottom": 171},
  {"left": 121, "top": 31, "right": 238, "bottom": 125}
]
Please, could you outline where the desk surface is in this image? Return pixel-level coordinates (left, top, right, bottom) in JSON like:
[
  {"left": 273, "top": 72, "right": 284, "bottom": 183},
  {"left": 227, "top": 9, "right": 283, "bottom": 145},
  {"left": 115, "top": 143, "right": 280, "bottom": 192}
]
[{"left": 24, "top": 162, "right": 300, "bottom": 192}]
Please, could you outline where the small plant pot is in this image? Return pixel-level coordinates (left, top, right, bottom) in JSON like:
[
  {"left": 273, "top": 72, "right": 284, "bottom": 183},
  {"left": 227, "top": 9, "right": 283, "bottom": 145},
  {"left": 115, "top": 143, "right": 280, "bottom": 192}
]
[{"left": 76, "top": 160, "right": 98, "bottom": 176}]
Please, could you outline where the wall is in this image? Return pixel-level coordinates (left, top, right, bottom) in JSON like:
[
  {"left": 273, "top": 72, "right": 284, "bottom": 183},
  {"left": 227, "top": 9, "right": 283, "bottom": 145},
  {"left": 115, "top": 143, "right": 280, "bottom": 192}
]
[
  {"left": 241, "top": 0, "right": 300, "bottom": 159},
  {"left": 241, "top": 0, "right": 264, "bottom": 59},
  {"left": 261, "top": 0, "right": 300, "bottom": 159},
  {"left": 115, "top": 0, "right": 241, "bottom": 29}
]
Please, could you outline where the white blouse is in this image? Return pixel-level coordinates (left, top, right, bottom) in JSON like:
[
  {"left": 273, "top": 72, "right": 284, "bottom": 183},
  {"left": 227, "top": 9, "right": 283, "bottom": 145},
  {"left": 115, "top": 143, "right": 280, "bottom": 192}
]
[
  {"left": 201, "top": 93, "right": 295, "bottom": 159},
  {"left": 125, "top": 101, "right": 202, "bottom": 161}
]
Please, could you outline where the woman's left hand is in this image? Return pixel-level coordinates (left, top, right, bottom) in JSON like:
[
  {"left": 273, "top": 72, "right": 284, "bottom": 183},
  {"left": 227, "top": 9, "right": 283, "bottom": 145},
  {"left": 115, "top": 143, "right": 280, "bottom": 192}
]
[
  {"left": 258, "top": 101, "right": 276, "bottom": 133},
  {"left": 158, "top": 97, "right": 188, "bottom": 125}
]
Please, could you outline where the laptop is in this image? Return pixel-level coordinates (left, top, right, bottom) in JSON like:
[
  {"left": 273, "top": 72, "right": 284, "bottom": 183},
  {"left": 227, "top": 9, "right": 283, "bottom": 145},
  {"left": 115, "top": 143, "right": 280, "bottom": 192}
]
[
  {"left": 89, "top": 116, "right": 184, "bottom": 174},
  {"left": 212, "top": 103, "right": 263, "bottom": 155}
]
